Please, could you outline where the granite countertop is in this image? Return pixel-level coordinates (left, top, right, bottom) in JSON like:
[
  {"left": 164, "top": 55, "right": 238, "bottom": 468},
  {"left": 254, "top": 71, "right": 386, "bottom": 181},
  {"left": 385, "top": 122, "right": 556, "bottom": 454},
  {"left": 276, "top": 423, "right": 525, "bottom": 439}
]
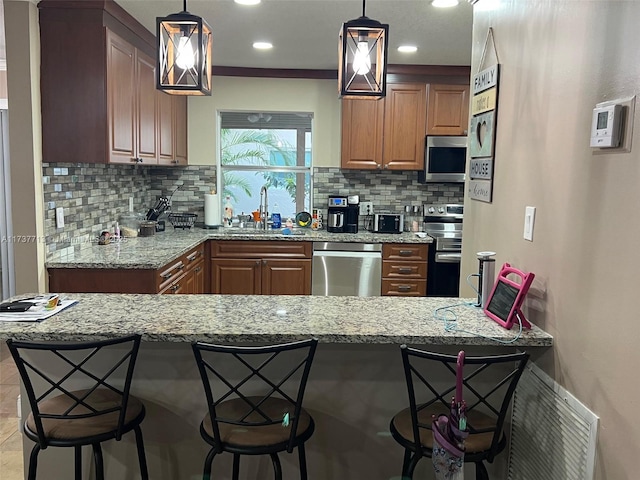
[
  {"left": 46, "top": 227, "right": 433, "bottom": 269},
  {"left": 0, "top": 294, "right": 552, "bottom": 347}
]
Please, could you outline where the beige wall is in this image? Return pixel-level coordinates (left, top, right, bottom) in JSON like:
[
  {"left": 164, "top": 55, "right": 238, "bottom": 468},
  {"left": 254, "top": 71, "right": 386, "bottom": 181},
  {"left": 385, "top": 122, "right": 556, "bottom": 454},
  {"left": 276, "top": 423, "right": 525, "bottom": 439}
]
[
  {"left": 461, "top": 2, "right": 640, "bottom": 478},
  {"left": 188, "top": 76, "right": 341, "bottom": 167},
  {"left": 4, "top": 0, "right": 46, "bottom": 294}
]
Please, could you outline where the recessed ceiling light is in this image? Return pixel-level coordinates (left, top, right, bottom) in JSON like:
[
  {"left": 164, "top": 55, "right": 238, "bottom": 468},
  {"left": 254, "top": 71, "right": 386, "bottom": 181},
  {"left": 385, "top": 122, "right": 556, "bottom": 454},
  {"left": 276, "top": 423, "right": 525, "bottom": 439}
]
[
  {"left": 398, "top": 45, "right": 418, "bottom": 53},
  {"left": 234, "top": 0, "right": 261, "bottom": 5},
  {"left": 253, "top": 42, "right": 273, "bottom": 50},
  {"left": 431, "top": 0, "right": 459, "bottom": 7}
]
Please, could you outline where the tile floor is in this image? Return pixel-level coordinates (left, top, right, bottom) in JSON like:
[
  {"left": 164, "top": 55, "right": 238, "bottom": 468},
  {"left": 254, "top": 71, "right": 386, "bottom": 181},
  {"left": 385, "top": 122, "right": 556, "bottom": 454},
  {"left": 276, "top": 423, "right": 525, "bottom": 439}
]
[{"left": 0, "top": 342, "right": 23, "bottom": 480}]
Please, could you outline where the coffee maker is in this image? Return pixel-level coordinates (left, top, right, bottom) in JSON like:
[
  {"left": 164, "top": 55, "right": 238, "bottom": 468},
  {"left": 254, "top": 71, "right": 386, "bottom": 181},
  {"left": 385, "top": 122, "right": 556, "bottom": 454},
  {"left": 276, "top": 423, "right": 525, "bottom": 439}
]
[{"left": 327, "top": 195, "right": 359, "bottom": 233}]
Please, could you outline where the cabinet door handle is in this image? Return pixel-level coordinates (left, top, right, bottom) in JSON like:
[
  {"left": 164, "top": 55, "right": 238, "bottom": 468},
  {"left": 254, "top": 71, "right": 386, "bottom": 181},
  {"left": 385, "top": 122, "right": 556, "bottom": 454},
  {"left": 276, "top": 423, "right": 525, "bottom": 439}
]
[
  {"left": 262, "top": 259, "right": 267, "bottom": 265},
  {"left": 172, "top": 160, "right": 178, "bottom": 164},
  {"left": 383, "top": 164, "right": 389, "bottom": 169},
  {"left": 171, "top": 284, "right": 179, "bottom": 291},
  {"left": 255, "top": 260, "right": 260, "bottom": 266},
  {"left": 397, "top": 285, "right": 412, "bottom": 292},
  {"left": 194, "top": 266, "right": 201, "bottom": 272},
  {"left": 377, "top": 164, "right": 382, "bottom": 170},
  {"left": 398, "top": 267, "right": 413, "bottom": 274}
]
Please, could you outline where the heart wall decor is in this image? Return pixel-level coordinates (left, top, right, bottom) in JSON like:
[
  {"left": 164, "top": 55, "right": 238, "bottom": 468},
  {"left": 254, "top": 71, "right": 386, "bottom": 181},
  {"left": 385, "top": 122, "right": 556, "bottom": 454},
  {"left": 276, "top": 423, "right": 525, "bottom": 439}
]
[{"left": 469, "top": 111, "right": 495, "bottom": 158}]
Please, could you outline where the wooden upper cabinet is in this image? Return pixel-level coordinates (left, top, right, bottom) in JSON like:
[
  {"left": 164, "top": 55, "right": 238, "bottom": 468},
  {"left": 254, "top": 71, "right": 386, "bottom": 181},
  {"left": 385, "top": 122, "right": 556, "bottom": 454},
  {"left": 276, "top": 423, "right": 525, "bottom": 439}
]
[
  {"left": 383, "top": 83, "right": 427, "bottom": 170},
  {"left": 174, "top": 97, "right": 188, "bottom": 165},
  {"left": 426, "top": 84, "right": 470, "bottom": 136},
  {"left": 158, "top": 91, "right": 175, "bottom": 164},
  {"left": 340, "top": 98, "right": 384, "bottom": 169},
  {"left": 39, "top": 0, "right": 187, "bottom": 165},
  {"left": 108, "top": 32, "right": 158, "bottom": 165},
  {"left": 340, "top": 83, "right": 426, "bottom": 170},
  {"left": 107, "top": 32, "right": 136, "bottom": 164},
  {"left": 158, "top": 93, "right": 188, "bottom": 166}
]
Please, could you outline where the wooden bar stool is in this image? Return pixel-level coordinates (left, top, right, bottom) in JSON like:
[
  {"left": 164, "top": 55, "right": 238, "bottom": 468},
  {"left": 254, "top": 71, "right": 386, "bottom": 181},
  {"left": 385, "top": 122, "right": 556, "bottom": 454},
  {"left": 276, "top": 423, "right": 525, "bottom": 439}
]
[
  {"left": 191, "top": 338, "right": 318, "bottom": 480},
  {"left": 6, "top": 334, "right": 148, "bottom": 480},
  {"left": 389, "top": 346, "right": 529, "bottom": 480}
]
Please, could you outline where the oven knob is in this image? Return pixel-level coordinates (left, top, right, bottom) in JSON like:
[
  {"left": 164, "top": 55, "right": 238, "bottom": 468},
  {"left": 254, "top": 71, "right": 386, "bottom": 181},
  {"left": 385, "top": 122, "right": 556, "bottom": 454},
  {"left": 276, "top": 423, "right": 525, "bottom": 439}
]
[
  {"left": 428, "top": 207, "right": 435, "bottom": 214},
  {"left": 438, "top": 207, "right": 445, "bottom": 214}
]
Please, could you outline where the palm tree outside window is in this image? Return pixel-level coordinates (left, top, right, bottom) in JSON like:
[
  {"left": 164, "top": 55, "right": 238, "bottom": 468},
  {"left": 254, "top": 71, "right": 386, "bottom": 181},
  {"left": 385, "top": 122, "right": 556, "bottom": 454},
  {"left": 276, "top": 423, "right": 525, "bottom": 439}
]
[{"left": 219, "top": 111, "right": 312, "bottom": 222}]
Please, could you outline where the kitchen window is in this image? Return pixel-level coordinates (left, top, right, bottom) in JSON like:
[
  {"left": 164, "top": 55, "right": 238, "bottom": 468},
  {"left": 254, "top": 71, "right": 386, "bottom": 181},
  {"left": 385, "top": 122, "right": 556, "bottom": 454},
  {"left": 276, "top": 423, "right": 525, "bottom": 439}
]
[{"left": 219, "top": 111, "right": 312, "bottom": 220}]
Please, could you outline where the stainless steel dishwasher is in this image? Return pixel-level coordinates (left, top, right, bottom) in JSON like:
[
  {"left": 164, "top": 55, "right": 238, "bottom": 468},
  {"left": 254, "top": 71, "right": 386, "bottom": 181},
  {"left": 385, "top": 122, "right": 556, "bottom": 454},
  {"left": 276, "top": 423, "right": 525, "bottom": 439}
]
[{"left": 311, "top": 242, "right": 382, "bottom": 296}]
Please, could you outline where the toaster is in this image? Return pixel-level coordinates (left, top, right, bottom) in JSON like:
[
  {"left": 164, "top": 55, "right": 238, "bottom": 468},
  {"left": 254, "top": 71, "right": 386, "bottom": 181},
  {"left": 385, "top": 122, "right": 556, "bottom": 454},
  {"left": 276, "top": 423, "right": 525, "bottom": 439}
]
[{"left": 373, "top": 214, "right": 403, "bottom": 234}]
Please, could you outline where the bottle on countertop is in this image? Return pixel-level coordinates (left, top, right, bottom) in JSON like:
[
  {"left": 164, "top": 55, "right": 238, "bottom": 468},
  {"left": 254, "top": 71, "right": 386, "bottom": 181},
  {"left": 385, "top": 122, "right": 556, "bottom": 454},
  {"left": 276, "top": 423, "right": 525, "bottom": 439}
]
[
  {"left": 223, "top": 196, "right": 234, "bottom": 228},
  {"left": 272, "top": 202, "right": 281, "bottom": 229}
]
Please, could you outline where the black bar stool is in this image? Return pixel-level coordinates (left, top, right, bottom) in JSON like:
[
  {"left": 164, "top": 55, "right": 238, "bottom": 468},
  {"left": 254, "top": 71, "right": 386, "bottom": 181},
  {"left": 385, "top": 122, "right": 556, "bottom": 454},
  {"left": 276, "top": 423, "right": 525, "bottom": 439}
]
[
  {"left": 389, "top": 346, "right": 529, "bottom": 480},
  {"left": 191, "top": 338, "right": 318, "bottom": 480},
  {"left": 6, "top": 334, "right": 148, "bottom": 480}
]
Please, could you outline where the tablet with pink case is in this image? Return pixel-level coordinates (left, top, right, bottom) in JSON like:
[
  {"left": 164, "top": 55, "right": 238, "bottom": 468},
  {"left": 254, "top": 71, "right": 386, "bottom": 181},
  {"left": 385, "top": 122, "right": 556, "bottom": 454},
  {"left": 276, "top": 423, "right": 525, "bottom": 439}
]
[{"left": 483, "top": 263, "right": 535, "bottom": 330}]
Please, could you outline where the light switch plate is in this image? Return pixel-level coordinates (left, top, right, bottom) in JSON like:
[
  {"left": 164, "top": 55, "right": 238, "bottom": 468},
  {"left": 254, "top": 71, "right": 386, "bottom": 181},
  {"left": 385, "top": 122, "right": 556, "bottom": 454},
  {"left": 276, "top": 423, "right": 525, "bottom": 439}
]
[
  {"left": 56, "top": 207, "right": 65, "bottom": 229},
  {"left": 523, "top": 206, "right": 535, "bottom": 241}
]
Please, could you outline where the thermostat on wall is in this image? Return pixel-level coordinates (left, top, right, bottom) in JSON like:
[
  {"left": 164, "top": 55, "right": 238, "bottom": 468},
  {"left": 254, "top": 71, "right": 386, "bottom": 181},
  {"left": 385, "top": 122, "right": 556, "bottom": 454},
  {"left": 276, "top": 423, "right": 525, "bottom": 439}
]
[{"left": 590, "top": 103, "right": 622, "bottom": 148}]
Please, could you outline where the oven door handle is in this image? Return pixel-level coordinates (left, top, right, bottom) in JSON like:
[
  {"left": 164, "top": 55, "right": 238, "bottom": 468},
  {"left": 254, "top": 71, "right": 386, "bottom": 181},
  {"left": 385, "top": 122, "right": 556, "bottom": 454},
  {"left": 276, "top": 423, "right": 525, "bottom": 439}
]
[{"left": 435, "top": 252, "right": 462, "bottom": 263}]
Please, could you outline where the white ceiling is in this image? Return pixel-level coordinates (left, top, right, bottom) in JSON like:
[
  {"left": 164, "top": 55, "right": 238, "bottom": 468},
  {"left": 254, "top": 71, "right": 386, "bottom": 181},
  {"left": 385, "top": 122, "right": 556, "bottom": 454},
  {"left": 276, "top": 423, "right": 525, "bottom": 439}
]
[{"left": 115, "top": 0, "right": 474, "bottom": 70}]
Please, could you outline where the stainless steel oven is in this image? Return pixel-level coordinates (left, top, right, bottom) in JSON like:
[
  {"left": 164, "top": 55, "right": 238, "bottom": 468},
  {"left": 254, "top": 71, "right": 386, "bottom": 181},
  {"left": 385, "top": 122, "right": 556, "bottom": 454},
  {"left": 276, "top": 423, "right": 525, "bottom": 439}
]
[
  {"left": 423, "top": 204, "right": 463, "bottom": 297},
  {"left": 419, "top": 135, "right": 467, "bottom": 183}
]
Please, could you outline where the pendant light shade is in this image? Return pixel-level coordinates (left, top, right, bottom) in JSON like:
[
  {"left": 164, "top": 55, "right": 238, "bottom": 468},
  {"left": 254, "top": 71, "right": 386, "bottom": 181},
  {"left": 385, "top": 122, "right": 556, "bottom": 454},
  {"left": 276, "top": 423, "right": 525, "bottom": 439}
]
[
  {"left": 157, "top": 1, "right": 212, "bottom": 96},
  {"left": 338, "top": 0, "right": 389, "bottom": 99}
]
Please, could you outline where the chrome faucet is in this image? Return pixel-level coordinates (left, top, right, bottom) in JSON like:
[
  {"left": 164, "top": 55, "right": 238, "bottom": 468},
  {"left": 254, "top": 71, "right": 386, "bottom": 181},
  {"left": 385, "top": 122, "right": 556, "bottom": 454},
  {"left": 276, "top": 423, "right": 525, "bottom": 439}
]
[{"left": 259, "top": 185, "right": 268, "bottom": 230}]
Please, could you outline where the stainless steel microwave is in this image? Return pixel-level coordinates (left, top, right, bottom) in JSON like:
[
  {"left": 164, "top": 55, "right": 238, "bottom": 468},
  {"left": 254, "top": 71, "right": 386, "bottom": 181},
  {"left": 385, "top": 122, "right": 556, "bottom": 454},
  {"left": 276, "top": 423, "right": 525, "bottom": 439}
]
[{"left": 419, "top": 135, "right": 467, "bottom": 183}]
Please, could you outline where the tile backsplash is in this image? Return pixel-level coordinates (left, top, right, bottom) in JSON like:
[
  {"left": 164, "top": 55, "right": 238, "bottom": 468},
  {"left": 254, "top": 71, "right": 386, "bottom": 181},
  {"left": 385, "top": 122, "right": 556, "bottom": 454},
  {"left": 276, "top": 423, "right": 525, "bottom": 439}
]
[{"left": 42, "top": 164, "right": 463, "bottom": 256}]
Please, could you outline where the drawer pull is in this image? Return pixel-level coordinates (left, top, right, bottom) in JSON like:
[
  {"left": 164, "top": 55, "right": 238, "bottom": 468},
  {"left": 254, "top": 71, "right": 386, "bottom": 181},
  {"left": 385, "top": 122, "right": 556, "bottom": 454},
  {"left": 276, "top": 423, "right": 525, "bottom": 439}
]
[
  {"left": 398, "top": 267, "right": 413, "bottom": 274},
  {"left": 161, "top": 272, "right": 173, "bottom": 280},
  {"left": 171, "top": 284, "right": 180, "bottom": 291},
  {"left": 397, "top": 285, "right": 412, "bottom": 292},
  {"left": 255, "top": 260, "right": 261, "bottom": 266},
  {"left": 399, "top": 250, "right": 413, "bottom": 257},
  {"left": 187, "top": 251, "right": 200, "bottom": 261}
]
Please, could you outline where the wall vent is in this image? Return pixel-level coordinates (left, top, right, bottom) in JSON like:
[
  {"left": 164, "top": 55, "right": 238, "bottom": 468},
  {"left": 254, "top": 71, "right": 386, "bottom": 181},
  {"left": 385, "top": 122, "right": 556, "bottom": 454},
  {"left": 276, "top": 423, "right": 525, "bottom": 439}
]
[{"left": 508, "top": 362, "right": 599, "bottom": 480}]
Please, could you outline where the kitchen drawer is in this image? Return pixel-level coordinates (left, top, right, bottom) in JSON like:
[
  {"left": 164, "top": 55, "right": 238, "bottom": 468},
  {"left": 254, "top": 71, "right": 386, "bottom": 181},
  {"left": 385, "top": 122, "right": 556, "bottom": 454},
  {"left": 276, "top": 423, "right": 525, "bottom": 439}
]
[
  {"left": 183, "top": 244, "right": 205, "bottom": 269},
  {"left": 381, "top": 279, "right": 427, "bottom": 296},
  {"left": 211, "top": 241, "right": 312, "bottom": 259},
  {"left": 157, "top": 259, "right": 185, "bottom": 291},
  {"left": 158, "top": 272, "right": 188, "bottom": 294},
  {"left": 382, "top": 261, "right": 427, "bottom": 279},
  {"left": 382, "top": 244, "right": 428, "bottom": 261}
]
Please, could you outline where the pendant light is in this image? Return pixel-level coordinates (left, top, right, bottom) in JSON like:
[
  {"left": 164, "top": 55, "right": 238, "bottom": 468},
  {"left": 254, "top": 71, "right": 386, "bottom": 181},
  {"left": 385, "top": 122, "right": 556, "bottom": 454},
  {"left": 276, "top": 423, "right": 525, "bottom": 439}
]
[
  {"left": 338, "top": 0, "right": 389, "bottom": 99},
  {"left": 157, "top": 0, "right": 213, "bottom": 96}
]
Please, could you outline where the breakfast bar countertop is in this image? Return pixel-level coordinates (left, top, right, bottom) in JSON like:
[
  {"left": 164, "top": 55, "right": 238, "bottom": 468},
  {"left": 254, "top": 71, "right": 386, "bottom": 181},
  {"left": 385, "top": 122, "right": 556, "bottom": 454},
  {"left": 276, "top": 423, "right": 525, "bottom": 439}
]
[
  {"left": 0, "top": 293, "right": 552, "bottom": 347},
  {"left": 45, "top": 227, "right": 433, "bottom": 269}
]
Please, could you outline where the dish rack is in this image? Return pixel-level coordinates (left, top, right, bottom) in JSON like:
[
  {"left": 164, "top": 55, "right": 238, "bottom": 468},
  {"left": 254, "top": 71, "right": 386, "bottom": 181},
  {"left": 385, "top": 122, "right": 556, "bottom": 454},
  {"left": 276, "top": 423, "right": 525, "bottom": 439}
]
[{"left": 168, "top": 213, "right": 197, "bottom": 229}]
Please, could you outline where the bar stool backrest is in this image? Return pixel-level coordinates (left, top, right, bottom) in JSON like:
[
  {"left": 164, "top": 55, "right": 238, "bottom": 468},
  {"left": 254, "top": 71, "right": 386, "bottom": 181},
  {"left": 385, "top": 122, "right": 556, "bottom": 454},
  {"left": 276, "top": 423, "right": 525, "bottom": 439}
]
[
  {"left": 6, "top": 334, "right": 142, "bottom": 448},
  {"left": 192, "top": 338, "right": 318, "bottom": 454},
  {"left": 400, "top": 346, "right": 529, "bottom": 462}
]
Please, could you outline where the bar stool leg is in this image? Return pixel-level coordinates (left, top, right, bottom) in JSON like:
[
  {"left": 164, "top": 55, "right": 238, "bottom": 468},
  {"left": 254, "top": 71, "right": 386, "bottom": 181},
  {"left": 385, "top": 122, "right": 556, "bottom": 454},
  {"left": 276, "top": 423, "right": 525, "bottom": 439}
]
[
  {"left": 74, "top": 445, "right": 82, "bottom": 480},
  {"left": 401, "top": 449, "right": 411, "bottom": 477},
  {"left": 27, "top": 444, "right": 40, "bottom": 480},
  {"left": 298, "top": 444, "right": 308, "bottom": 480},
  {"left": 92, "top": 443, "right": 104, "bottom": 480},
  {"left": 232, "top": 454, "right": 240, "bottom": 480},
  {"left": 406, "top": 451, "right": 421, "bottom": 479},
  {"left": 134, "top": 425, "right": 149, "bottom": 479},
  {"left": 203, "top": 449, "right": 217, "bottom": 480},
  {"left": 270, "top": 453, "right": 283, "bottom": 480},
  {"left": 475, "top": 461, "right": 489, "bottom": 480}
]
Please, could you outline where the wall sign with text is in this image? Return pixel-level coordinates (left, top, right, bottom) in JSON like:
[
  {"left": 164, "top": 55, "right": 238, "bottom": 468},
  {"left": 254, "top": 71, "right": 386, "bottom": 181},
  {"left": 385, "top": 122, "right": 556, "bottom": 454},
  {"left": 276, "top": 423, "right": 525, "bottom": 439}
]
[{"left": 469, "top": 64, "right": 500, "bottom": 203}]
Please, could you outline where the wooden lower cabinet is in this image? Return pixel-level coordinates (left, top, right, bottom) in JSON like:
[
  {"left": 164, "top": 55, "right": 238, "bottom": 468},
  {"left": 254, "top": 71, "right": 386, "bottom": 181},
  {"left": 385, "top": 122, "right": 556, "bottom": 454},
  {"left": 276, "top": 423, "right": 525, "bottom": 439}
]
[
  {"left": 209, "top": 241, "right": 312, "bottom": 295},
  {"left": 48, "top": 242, "right": 206, "bottom": 294},
  {"left": 381, "top": 243, "right": 429, "bottom": 296}
]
